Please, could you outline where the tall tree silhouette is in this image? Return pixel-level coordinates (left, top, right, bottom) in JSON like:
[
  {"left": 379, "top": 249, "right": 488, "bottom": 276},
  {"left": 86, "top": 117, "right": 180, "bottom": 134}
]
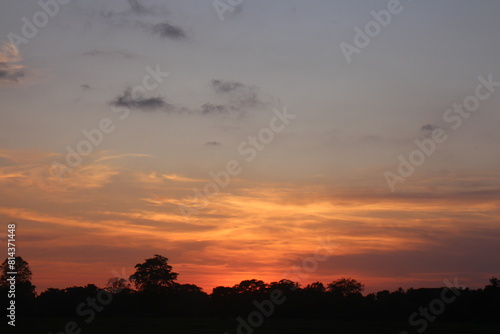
[
  {"left": 129, "top": 254, "right": 178, "bottom": 292},
  {"left": 0, "top": 256, "right": 36, "bottom": 315},
  {"left": 327, "top": 277, "right": 364, "bottom": 297},
  {"left": 0, "top": 256, "right": 33, "bottom": 285},
  {"left": 0, "top": 256, "right": 36, "bottom": 295}
]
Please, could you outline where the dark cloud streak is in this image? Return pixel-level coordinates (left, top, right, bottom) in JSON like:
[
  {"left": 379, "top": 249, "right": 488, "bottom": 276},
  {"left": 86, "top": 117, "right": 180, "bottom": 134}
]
[
  {"left": 110, "top": 88, "right": 169, "bottom": 111},
  {"left": 211, "top": 80, "right": 246, "bottom": 93},
  {"left": 109, "top": 79, "right": 278, "bottom": 115},
  {"left": 199, "top": 103, "right": 234, "bottom": 115},
  {"left": 95, "top": 1, "right": 185, "bottom": 41},
  {"left": 151, "top": 22, "right": 186, "bottom": 39}
]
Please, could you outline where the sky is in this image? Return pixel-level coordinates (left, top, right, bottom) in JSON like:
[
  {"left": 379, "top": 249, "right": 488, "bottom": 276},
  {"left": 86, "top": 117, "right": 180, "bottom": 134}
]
[{"left": 0, "top": 0, "right": 499, "bottom": 294}]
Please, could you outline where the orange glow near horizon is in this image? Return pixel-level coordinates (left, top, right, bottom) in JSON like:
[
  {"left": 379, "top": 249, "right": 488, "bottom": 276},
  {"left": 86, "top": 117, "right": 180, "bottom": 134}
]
[{"left": 0, "top": 149, "right": 498, "bottom": 294}]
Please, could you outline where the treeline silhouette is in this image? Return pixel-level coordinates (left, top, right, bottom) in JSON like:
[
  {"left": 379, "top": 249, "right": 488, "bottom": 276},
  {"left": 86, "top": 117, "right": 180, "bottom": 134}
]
[{"left": 1, "top": 255, "right": 499, "bottom": 322}]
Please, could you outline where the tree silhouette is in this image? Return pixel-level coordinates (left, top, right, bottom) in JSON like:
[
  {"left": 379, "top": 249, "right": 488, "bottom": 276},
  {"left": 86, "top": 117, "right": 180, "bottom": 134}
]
[
  {"left": 327, "top": 277, "right": 364, "bottom": 297},
  {"left": 0, "top": 256, "right": 36, "bottom": 295},
  {"left": 234, "top": 279, "right": 268, "bottom": 293},
  {"left": 270, "top": 279, "right": 300, "bottom": 290},
  {"left": 487, "top": 277, "right": 499, "bottom": 288},
  {"left": 212, "top": 286, "right": 236, "bottom": 297},
  {"left": 0, "top": 256, "right": 36, "bottom": 316},
  {"left": 305, "top": 282, "right": 326, "bottom": 292},
  {"left": 129, "top": 254, "right": 178, "bottom": 292},
  {"left": 105, "top": 277, "right": 131, "bottom": 294},
  {"left": 10, "top": 256, "right": 498, "bottom": 324},
  {"left": 0, "top": 256, "right": 33, "bottom": 285},
  {"left": 486, "top": 277, "right": 500, "bottom": 319}
]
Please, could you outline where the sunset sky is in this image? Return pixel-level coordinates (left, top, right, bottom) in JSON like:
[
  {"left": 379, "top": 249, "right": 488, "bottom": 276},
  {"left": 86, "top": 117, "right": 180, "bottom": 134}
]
[{"left": 0, "top": 0, "right": 499, "bottom": 294}]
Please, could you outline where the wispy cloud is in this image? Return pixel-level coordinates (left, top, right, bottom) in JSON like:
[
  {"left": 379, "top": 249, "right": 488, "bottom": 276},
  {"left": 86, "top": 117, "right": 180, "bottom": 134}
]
[
  {"left": 0, "top": 42, "right": 26, "bottom": 83},
  {"left": 210, "top": 79, "right": 272, "bottom": 110},
  {"left": 95, "top": 0, "right": 185, "bottom": 41},
  {"left": 100, "top": 0, "right": 167, "bottom": 18},
  {"left": 199, "top": 103, "right": 235, "bottom": 115},
  {"left": 0, "top": 149, "right": 153, "bottom": 198},
  {"left": 161, "top": 174, "right": 202, "bottom": 182},
  {"left": 127, "top": 0, "right": 153, "bottom": 15},
  {"left": 93, "top": 153, "right": 153, "bottom": 163}
]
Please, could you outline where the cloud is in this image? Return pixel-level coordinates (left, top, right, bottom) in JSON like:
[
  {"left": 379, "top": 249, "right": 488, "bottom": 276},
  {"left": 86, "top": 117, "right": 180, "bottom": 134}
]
[
  {"left": 160, "top": 174, "right": 202, "bottom": 182},
  {"left": 100, "top": 0, "right": 166, "bottom": 18},
  {"left": 0, "top": 42, "right": 26, "bottom": 82},
  {"left": 94, "top": 153, "right": 153, "bottom": 163},
  {"left": 211, "top": 80, "right": 247, "bottom": 93},
  {"left": 95, "top": 1, "right": 185, "bottom": 41},
  {"left": 421, "top": 124, "right": 440, "bottom": 138},
  {"left": 0, "top": 149, "right": 122, "bottom": 197},
  {"left": 150, "top": 22, "right": 186, "bottom": 39},
  {"left": 209, "top": 79, "right": 275, "bottom": 112},
  {"left": 109, "top": 79, "right": 277, "bottom": 116},
  {"left": 110, "top": 88, "right": 171, "bottom": 111},
  {"left": 127, "top": 0, "right": 152, "bottom": 15},
  {"left": 199, "top": 103, "right": 234, "bottom": 115}
]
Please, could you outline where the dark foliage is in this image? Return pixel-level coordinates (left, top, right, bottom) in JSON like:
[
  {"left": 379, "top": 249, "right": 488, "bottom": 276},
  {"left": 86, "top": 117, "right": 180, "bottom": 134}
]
[{"left": 1, "top": 256, "right": 499, "bottom": 323}]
